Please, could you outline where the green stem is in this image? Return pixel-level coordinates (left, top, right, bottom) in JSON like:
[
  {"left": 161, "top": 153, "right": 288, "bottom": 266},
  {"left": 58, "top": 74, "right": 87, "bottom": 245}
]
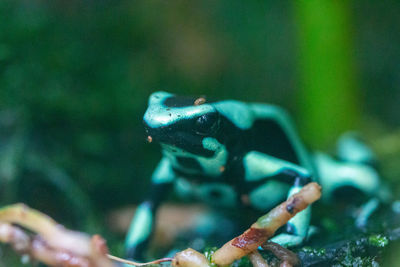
[{"left": 294, "top": 0, "right": 361, "bottom": 147}]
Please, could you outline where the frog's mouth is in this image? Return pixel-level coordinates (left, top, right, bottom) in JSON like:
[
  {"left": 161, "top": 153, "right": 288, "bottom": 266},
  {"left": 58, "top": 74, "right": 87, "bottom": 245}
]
[{"left": 144, "top": 122, "right": 215, "bottom": 158}]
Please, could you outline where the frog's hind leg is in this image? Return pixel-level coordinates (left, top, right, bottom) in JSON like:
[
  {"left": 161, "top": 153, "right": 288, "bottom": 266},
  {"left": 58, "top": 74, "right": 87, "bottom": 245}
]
[
  {"left": 336, "top": 132, "right": 376, "bottom": 167},
  {"left": 315, "top": 152, "right": 380, "bottom": 201},
  {"left": 314, "top": 152, "right": 383, "bottom": 228},
  {"left": 336, "top": 132, "right": 391, "bottom": 201},
  {"left": 335, "top": 133, "right": 393, "bottom": 227}
]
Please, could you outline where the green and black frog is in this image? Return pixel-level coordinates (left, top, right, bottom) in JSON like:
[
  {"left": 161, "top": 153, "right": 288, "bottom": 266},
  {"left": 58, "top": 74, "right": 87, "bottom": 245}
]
[{"left": 125, "top": 91, "right": 388, "bottom": 261}]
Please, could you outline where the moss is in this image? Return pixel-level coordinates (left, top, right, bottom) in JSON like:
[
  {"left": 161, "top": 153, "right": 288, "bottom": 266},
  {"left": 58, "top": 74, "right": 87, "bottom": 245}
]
[
  {"left": 335, "top": 256, "right": 379, "bottom": 267},
  {"left": 300, "top": 246, "right": 326, "bottom": 257},
  {"left": 368, "top": 235, "right": 389, "bottom": 248},
  {"left": 204, "top": 247, "right": 218, "bottom": 267},
  {"left": 333, "top": 242, "right": 381, "bottom": 267}
]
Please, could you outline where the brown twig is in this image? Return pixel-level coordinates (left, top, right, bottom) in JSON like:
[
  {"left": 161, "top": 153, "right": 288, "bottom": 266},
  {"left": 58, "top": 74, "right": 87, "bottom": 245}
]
[
  {"left": 262, "top": 241, "right": 300, "bottom": 267},
  {"left": 249, "top": 251, "right": 270, "bottom": 267},
  {"left": 0, "top": 204, "right": 113, "bottom": 267},
  {"left": 107, "top": 254, "right": 173, "bottom": 266},
  {"left": 172, "top": 248, "right": 211, "bottom": 267},
  {"left": 212, "top": 182, "right": 321, "bottom": 266}
]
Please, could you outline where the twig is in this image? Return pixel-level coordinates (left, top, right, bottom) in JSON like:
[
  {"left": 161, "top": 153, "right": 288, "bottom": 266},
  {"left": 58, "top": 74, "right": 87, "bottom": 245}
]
[
  {"left": 262, "top": 242, "right": 300, "bottom": 267},
  {"left": 212, "top": 182, "right": 321, "bottom": 266},
  {"left": 0, "top": 204, "right": 113, "bottom": 267},
  {"left": 248, "top": 251, "right": 270, "bottom": 267},
  {"left": 107, "top": 254, "right": 173, "bottom": 266}
]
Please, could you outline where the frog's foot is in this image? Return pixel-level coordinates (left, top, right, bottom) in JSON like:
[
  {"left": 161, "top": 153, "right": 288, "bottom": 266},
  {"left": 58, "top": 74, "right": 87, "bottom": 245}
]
[
  {"left": 355, "top": 198, "right": 380, "bottom": 229},
  {"left": 268, "top": 233, "right": 305, "bottom": 248},
  {"left": 264, "top": 225, "right": 316, "bottom": 249},
  {"left": 336, "top": 132, "right": 376, "bottom": 166},
  {"left": 306, "top": 225, "right": 319, "bottom": 239}
]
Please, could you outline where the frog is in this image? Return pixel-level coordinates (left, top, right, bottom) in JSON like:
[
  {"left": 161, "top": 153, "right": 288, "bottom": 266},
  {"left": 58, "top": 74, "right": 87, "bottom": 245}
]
[{"left": 125, "top": 91, "right": 388, "bottom": 261}]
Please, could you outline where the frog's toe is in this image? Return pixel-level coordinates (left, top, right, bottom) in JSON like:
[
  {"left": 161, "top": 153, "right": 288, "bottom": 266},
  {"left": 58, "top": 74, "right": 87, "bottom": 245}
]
[
  {"left": 336, "top": 132, "right": 376, "bottom": 165},
  {"left": 355, "top": 197, "right": 380, "bottom": 229},
  {"left": 306, "top": 225, "right": 319, "bottom": 240},
  {"left": 268, "top": 233, "right": 304, "bottom": 248}
]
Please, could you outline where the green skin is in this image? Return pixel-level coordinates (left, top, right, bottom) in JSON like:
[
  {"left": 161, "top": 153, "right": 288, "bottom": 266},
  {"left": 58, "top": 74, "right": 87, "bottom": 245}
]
[{"left": 125, "top": 91, "right": 385, "bottom": 260}]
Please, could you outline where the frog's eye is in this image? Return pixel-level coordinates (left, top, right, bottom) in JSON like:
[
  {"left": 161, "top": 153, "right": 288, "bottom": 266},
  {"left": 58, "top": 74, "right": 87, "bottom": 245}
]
[{"left": 194, "top": 113, "right": 219, "bottom": 136}]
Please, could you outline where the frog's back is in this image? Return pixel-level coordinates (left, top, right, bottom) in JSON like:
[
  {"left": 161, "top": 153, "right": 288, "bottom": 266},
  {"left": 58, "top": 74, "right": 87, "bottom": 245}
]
[
  {"left": 213, "top": 100, "right": 312, "bottom": 171},
  {"left": 247, "top": 103, "right": 302, "bottom": 165}
]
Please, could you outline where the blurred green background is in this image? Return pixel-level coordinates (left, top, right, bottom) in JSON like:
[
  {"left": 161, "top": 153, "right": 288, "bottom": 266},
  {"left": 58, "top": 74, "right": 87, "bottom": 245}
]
[{"left": 0, "top": 0, "right": 400, "bottom": 264}]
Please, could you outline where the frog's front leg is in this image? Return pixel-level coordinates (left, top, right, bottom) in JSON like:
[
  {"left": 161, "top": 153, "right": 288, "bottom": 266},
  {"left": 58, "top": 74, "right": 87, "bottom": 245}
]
[
  {"left": 125, "top": 157, "right": 175, "bottom": 261},
  {"left": 269, "top": 177, "right": 312, "bottom": 247},
  {"left": 243, "top": 151, "right": 312, "bottom": 247}
]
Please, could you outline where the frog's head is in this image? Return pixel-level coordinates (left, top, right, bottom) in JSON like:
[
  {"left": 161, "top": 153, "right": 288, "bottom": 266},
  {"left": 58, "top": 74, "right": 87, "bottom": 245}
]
[{"left": 143, "top": 91, "right": 221, "bottom": 157}]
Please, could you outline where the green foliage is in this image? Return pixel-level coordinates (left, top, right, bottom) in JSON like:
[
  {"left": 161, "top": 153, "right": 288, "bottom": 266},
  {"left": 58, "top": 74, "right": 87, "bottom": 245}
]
[{"left": 368, "top": 235, "right": 389, "bottom": 248}]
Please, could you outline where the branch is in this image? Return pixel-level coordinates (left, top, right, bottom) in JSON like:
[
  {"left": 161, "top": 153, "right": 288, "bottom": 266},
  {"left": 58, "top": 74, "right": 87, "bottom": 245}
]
[
  {"left": 0, "top": 204, "right": 113, "bottom": 267},
  {"left": 212, "top": 182, "right": 321, "bottom": 266}
]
